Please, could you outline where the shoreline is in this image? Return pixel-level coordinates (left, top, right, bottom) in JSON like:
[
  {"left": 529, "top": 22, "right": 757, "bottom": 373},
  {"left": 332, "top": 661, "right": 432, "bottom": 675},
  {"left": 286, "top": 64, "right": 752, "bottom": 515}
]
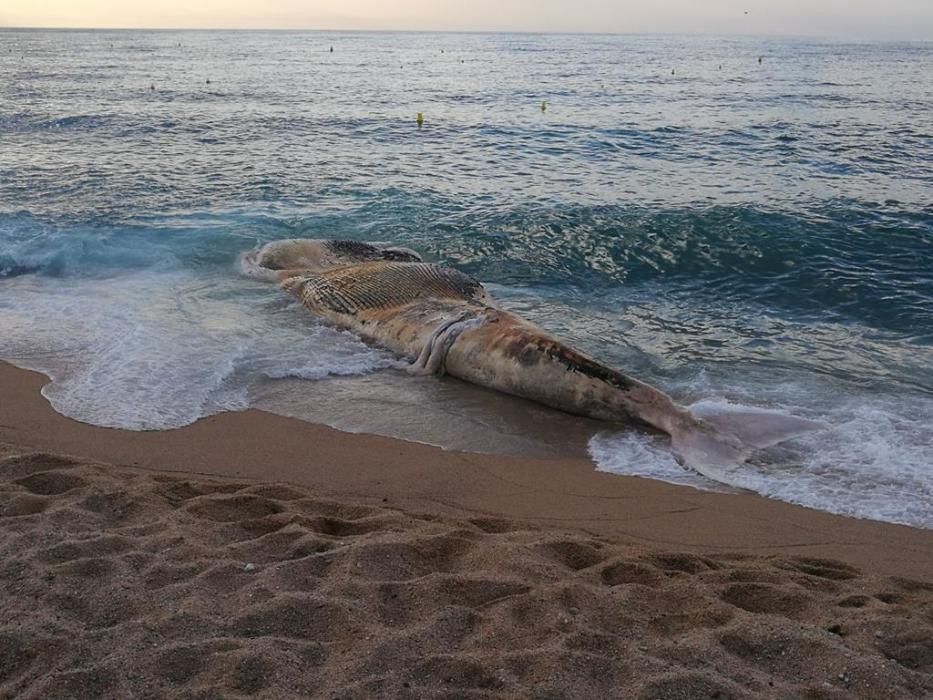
[{"left": 1, "top": 360, "right": 931, "bottom": 579}]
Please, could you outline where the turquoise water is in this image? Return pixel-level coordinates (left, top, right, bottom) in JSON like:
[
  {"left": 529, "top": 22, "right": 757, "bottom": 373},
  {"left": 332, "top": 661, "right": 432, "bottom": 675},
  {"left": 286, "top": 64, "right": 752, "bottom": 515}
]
[{"left": 1, "top": 30, "right": 931, "bottom": 526}]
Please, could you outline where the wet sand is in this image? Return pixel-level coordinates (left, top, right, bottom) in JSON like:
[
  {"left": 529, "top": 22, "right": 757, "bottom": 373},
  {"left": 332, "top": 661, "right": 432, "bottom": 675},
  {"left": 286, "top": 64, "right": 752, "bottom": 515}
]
[{"left": 1, "top": 361, "right": 932, "bottom": 698}]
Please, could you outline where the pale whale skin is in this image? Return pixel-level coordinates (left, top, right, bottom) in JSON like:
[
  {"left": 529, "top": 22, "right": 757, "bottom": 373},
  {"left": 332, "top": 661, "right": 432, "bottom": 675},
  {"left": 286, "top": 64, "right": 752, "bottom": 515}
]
[
  {"left": 287, "top": 265, "right": 685, "bottom": 432},
  {"left": 242, "top": 239, "right": 823, "bottom": 482}
]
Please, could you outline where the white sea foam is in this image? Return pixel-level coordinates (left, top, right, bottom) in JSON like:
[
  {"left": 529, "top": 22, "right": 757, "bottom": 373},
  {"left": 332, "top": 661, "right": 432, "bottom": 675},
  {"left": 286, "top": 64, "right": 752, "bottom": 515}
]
[
  {"left": 590, "top": 394, "right": 933, "bottom": 529},
  {"left": 0, "top": 270, "right": 398, "bottom": 430}
]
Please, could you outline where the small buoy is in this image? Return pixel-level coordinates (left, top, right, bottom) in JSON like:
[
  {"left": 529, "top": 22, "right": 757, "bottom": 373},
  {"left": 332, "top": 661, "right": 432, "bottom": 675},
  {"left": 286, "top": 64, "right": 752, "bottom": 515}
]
[
  {"left": 330, "top": 46, "right": 334, "bottom": 53},
  {"left": 205, "top": 79, "right": 211, "bottom": 84},
  {"left": 758, "top": 56, "right": 762, "bottom": 64},
  {"left": 150, "top": 84, "right": 155, "bottom": 91},
  {"left": 718, "top": 64, "right": 722, "bottom": 70},
  {"left": 671, "top": 69, "right": 675, "bottom": 75},
  {"left": 416, "top": 112, "right": 424, "bottom": 127},
  {"left": 540, "top": 100, "right": 547, "bottom": 113}
]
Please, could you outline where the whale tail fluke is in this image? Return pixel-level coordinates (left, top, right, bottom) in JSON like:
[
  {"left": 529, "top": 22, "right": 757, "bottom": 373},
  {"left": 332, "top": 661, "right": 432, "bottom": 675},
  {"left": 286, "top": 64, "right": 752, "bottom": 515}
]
[{"left": 670, "top": 405, "right": 825, "bottom": 484}]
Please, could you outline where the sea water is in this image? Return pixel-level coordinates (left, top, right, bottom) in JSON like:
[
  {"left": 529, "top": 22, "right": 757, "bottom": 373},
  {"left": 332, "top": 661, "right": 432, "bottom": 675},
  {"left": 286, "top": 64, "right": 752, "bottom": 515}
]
[{"left": 1, "top": 30, "right": 931, "bottom": 527}]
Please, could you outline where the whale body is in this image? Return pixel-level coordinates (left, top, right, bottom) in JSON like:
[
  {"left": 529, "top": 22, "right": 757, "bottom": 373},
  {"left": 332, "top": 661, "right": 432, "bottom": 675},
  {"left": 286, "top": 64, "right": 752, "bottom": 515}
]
[{"left": 241, "top": 239, "right": 822, "bottom": 482}]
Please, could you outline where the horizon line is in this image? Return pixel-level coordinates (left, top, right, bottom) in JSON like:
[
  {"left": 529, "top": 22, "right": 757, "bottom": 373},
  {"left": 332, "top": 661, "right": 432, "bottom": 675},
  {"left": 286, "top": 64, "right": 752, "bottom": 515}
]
[{"left": 1, "top": 25, "right": 931, "bottom": 43}]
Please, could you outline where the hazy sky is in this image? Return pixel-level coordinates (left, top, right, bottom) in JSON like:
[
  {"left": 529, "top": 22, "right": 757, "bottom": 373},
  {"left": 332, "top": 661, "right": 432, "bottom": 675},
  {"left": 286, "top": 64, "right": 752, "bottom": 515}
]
[{"left": 2, "top": 1, "right": 931, "bottom": 40}]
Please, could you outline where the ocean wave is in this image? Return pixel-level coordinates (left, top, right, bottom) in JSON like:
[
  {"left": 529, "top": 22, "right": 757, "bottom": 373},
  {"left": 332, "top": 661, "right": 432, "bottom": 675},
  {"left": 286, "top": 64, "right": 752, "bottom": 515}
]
[
  {"left": 424, "top": 201, "right": 933, "bottom": 334},
  {"left": 3, "top": 197, "right": 930, "bottom": 335}
]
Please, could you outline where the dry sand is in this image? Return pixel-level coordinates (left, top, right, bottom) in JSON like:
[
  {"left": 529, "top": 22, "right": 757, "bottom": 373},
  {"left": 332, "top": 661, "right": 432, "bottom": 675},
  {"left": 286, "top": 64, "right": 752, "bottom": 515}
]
[{"left": 1, "top": 362, "right": 932, "bottom": 698}]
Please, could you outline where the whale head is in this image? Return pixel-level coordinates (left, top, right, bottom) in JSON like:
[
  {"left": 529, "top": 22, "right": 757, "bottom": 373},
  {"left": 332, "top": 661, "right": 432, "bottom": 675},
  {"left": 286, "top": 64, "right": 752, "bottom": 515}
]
[{"left": 239, "top": 238, "right": 423, "bottom": 281}]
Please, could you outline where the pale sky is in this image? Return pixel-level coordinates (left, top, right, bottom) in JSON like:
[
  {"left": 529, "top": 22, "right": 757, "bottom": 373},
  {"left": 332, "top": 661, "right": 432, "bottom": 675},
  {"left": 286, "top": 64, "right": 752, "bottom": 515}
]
[{"left": 2, "top": 1, "right": 931, "bottom": 40}]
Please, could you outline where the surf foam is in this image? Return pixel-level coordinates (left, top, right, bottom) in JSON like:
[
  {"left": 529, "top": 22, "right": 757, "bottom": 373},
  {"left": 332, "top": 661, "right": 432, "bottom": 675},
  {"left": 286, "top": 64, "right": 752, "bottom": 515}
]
[
  {"left": 590, "top": 395, "right": 933, "bottom": 529},
  {"left": 0, "top": 270, "right": 399, "bottom": 430}
]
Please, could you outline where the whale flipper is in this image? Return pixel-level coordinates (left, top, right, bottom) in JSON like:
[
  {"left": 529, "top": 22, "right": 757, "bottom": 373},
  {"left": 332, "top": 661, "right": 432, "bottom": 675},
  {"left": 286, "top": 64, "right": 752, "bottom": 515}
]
[{"left": 409, "top": 313, "right": 487, "bottom": 376}]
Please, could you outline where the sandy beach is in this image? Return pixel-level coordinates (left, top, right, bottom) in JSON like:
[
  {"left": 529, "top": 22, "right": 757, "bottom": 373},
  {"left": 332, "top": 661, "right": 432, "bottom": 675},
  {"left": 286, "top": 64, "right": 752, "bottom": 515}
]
[
  {"left": 4, "top": 15, "right": 932, "bottom": 699},
  {"left": 1, "top": 361, "right": 932, "bottom": 698}
]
